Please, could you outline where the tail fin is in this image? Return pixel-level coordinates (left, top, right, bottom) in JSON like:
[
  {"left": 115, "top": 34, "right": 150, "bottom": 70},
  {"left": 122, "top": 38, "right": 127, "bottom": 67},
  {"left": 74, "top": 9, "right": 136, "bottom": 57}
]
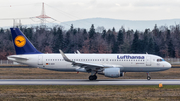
[{"left": 10, "top": 28, "right": 42, "bottom": 55}]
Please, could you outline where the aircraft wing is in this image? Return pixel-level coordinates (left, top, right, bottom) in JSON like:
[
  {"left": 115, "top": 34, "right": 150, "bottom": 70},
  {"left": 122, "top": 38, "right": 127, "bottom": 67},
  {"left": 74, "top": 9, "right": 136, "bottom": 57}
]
[
  {"left": 59, "top": 50, "right": 104, "bottom": 69},
  {"left": 71, "top": 61, "right": 104, "bottom": 69}
]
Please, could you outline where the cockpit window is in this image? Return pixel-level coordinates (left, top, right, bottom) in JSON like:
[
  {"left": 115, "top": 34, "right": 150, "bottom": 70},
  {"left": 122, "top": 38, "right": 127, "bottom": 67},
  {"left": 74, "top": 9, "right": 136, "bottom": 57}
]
[{"left": 157, "top": 59, "right": 165, "bottom": 62}]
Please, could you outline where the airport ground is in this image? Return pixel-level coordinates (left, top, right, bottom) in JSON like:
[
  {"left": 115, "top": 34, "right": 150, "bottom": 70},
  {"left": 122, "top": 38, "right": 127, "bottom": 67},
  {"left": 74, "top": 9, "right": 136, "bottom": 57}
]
[
  {"left": 0, "top": 85, "right": 179, "bottom": 101},
  {"left": 0, "top": 67, "right": 179, "bottom": 100},
  {"left": 0, "top": 66, "right": 179, "bottom": 79}
]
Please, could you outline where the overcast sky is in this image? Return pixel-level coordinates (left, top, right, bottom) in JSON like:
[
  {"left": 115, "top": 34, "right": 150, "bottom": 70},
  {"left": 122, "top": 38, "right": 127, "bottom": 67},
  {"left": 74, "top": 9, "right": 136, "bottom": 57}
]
[{"left": 1, "top": 0, "right": 180, "bottom": 27}]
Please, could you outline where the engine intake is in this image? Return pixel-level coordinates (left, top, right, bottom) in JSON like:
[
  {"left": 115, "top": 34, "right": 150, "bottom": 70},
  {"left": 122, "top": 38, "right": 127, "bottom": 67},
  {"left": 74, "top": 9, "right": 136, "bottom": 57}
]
[{"left": 99, "top": 68, "right": 124, "bottom": 78}]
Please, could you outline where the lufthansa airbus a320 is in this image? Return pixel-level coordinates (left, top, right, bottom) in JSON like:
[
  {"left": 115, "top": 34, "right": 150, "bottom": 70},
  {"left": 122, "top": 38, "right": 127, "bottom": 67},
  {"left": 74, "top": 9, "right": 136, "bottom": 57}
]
[{"left": 7, "top": 28, "right": 171, "bottom": 80}]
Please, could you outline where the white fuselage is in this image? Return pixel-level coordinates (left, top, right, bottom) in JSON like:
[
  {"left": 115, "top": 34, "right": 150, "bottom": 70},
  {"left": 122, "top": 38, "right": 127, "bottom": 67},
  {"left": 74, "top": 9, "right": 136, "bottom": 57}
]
[{"left": 8, "top": 53, "right": 171, "bottom": 72}]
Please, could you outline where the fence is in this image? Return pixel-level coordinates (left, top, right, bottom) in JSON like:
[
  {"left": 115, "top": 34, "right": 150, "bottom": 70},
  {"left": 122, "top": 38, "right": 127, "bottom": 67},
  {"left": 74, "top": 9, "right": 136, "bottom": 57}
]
[
  {"left": 0, "top": 60, "right": 14, "bottom": 65},
  {"left": 164, "top": 58, "right": 180, "bottom": 65}
]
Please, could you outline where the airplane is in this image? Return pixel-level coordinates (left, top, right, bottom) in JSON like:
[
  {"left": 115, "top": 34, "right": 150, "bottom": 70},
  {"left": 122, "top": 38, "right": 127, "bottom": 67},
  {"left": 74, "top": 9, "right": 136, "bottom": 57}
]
[{"left": 7, "top": 27, "right": 172, "bottom": 81}]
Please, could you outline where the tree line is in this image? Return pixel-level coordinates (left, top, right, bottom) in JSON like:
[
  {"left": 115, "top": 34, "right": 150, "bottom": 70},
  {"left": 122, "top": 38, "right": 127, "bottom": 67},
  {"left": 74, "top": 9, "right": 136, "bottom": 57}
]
[{"left": 0, "top": 24, "right": 179, "bottom": 59}]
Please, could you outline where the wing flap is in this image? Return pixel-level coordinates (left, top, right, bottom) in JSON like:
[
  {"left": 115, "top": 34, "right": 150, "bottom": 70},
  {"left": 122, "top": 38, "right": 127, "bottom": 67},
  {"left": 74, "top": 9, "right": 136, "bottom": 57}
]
[{"left": 72, "top": 61, "right": 104, "bottom": 68}]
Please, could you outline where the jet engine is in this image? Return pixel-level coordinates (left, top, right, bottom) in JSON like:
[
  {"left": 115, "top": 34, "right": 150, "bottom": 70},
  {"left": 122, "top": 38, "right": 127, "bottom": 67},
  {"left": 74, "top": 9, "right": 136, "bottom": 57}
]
[{"left": 99, "top": 68, "right": 124, "bottom": 78}]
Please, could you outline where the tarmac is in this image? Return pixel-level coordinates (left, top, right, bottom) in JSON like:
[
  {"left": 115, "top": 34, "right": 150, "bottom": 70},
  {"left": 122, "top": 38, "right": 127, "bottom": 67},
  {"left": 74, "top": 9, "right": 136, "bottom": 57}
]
[{"left": 0, "top": 79, "right": 179, "bottom": 85}]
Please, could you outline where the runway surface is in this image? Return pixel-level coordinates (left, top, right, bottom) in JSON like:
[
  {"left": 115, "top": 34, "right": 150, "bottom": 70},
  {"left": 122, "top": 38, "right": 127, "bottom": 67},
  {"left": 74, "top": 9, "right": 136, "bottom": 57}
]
[{"left": 0, "top": 79, "right": 179, "bottom": 85}]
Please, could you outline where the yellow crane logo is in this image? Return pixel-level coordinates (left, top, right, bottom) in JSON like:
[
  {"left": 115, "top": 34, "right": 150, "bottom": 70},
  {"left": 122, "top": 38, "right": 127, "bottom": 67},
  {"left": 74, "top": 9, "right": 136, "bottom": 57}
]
[{"left": 14, "top": 35, "right": 26, "bottom": 47}]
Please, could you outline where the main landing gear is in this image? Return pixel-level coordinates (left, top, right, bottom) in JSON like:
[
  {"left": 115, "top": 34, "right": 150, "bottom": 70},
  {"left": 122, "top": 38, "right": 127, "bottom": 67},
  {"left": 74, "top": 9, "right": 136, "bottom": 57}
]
[
  {"left": 89, "top": 75, "right": 97, "bottom": 81},
  {"left": 147, "top": 72, "right": 151, "bottom": 80}
]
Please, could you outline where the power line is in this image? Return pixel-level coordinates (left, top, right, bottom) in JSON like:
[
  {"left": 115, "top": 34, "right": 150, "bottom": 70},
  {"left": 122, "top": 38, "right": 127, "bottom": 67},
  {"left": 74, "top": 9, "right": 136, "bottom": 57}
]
[
  {"left": 0, "top": 3, "right": 39, "bottom": 8},
  {"left": 44, "top": 3, "right": 94, "bottom": 28},
  {"left": 0, "top": 2, "right": 100, "bottom": 29}
]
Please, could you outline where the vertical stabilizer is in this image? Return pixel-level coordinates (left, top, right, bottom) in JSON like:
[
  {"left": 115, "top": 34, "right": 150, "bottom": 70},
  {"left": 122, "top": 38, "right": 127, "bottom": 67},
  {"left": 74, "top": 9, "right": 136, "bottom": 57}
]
[{"left": 10, "top": 28, "right": 42, "bottom": 55}]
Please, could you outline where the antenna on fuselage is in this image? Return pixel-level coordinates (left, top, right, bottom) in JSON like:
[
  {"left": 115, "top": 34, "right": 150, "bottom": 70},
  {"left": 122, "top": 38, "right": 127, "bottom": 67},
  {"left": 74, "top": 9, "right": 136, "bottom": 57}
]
[{"left": 146, "top": 52, "right": 148, "bottom": 54}]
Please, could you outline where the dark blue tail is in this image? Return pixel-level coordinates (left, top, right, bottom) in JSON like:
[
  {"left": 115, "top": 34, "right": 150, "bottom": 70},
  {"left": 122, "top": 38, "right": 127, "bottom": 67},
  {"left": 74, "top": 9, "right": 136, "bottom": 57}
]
[{"left": 10, "top": 28, "right": 42, "bottom": 55}]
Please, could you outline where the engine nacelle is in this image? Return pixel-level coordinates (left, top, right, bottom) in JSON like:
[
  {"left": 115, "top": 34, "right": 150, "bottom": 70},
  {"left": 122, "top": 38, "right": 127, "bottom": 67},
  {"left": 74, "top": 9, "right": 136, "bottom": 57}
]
[{"left": 103, "top": 68, "right": 124, "bottom": 78}]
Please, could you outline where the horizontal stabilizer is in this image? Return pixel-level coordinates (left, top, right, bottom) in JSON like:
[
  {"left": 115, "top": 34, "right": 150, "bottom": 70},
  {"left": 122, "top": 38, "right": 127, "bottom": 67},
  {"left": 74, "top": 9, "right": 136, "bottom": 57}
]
[{"left": 8, "top": 56, "right": 29, "bottom": 60}]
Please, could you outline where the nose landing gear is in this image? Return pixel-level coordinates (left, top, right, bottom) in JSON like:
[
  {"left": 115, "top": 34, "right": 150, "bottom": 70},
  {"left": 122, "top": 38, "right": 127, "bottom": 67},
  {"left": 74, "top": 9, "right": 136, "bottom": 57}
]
[{"left": 147, "top": 72, "right": 151, "bottom": 80}]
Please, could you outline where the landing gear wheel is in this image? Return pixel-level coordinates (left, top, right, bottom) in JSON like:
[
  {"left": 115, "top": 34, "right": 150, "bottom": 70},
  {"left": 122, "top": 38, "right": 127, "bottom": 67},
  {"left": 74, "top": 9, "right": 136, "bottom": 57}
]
[
  {"left": 146, "top": 72, "right": 151, "bottom": 80},
  {"left": 147, "top": 76, "right": 151, "bottom": 80},
  {"left": 89, "top": 75, "right": 97, "bottom": 81},
  {"left": 89, "top": 76, "right": 93, "bottom": 81},
  {"left": 94, "top": 75, "right": 97, "bottom": 80}
]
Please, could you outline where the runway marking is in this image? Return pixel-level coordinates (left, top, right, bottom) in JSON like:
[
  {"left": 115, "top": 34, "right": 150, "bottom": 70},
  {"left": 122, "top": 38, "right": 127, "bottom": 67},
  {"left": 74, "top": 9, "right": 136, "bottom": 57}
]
[{"left": 0, "top": 79, "right": 179, "bottom": 85}]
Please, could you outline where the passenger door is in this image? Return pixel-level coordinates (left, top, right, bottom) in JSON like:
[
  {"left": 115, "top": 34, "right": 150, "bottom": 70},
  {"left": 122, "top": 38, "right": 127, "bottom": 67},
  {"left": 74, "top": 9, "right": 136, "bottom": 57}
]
[
  {"left": 38, "top": 55, "right": 43, "bottom": 65},
  {"left": 146, "top": 56, "right": 151, "bottom": 66}
]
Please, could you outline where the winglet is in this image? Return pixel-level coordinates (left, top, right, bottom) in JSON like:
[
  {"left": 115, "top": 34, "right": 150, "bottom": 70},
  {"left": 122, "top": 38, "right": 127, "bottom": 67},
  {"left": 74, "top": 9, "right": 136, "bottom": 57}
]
[
  {"left": 59, "top": 49, "right": 72, "bottom": 62},
  {"left": 77, "top": 50, "right": 81, "bottom": 54}
]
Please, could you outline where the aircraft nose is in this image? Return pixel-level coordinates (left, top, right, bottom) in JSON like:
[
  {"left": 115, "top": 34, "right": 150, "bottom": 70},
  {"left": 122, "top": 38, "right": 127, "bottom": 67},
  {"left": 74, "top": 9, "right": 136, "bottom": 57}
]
[{"left": 166, "top": 62, "right": 172, "bottom": 68}]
